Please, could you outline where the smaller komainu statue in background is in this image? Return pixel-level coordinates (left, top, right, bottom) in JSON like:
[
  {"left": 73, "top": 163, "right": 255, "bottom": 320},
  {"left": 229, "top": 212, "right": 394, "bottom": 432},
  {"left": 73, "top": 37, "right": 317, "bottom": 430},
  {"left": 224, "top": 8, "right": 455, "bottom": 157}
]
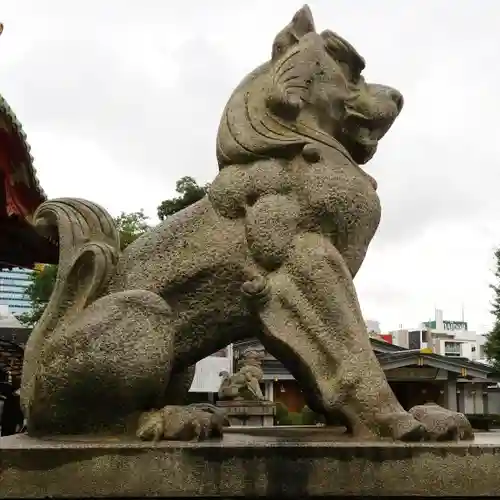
[{"left": 218, "top": 349, "right": 265, "bottom": 401}]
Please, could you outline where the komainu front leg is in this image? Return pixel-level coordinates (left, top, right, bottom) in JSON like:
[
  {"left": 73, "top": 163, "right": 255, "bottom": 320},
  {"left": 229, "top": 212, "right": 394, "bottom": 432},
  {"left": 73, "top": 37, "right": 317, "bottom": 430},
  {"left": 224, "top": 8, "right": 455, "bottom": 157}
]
[
  {"left": 26, "top": 290, "right": 177, "bottom": 437},
  {"left": 247, "top": 232, "right": 427, "bottom": 441}
]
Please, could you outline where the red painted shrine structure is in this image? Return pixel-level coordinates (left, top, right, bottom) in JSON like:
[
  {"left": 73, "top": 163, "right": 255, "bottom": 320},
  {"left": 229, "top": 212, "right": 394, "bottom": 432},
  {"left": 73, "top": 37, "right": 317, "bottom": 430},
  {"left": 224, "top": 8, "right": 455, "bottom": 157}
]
[{"left": 0, "top": 24, "right": 58, "bottom": 269}]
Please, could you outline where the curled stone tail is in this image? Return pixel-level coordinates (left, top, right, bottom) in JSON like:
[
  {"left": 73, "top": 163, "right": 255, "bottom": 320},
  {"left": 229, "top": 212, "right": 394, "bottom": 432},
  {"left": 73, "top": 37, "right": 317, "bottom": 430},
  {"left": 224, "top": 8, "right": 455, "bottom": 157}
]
[{"left": 20, "top": 198, "right": 120, "bottom": 417}]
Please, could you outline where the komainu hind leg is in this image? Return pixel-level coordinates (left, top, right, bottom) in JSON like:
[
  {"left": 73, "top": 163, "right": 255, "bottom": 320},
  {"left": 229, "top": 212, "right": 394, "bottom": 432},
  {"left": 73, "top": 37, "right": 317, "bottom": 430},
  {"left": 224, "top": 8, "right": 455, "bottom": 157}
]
[
  {"left": 19, "top": 197, "right": 223, "bottom": 442},
  {"left": 246, "top": 232, "right": 428, "bottom": 441},
  {"left": 27, "top": 290, "right": 177, "bottom": 437},
  {"left": 28, "top": 290, "right": 227, "bottom": 441}
]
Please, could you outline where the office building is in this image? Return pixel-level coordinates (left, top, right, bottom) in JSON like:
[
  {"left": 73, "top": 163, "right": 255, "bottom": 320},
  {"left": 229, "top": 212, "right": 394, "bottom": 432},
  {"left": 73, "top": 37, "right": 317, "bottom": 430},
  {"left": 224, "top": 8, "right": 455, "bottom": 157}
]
[
  {"left": 0, "top": 268, "right": 33, "bottom": 318},
  {"left": 388, "top": 309, "right": 486, "bottom": 362}
]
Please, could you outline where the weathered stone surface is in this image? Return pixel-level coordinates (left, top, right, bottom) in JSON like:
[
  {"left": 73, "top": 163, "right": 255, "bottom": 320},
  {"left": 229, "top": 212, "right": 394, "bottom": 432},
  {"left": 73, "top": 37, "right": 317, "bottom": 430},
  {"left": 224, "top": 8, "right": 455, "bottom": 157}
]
[
  {"left": 217, "top": 400, "right": 276, "bottom": 427},
  {"left": 1, "top": 431, "right": 500, "bottom": 498},
  {"left": 18, "top": 5, "right": 460, "bottom": 442}
]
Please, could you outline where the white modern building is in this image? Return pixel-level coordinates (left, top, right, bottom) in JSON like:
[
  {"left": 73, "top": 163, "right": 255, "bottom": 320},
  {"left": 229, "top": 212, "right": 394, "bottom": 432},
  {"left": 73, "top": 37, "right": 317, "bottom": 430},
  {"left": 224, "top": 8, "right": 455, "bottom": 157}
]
[
  {"left": 389, "top": 309, "right": 486, "bottom": 362},
  {"left": 420, "top": 309, "right": 486, "bottom": 361},
  {"left": 366, "top": 319, "right": 381, "bottom": 334},
  {"left": 0, "top": 268, "right": 33, "bottom": 318}
]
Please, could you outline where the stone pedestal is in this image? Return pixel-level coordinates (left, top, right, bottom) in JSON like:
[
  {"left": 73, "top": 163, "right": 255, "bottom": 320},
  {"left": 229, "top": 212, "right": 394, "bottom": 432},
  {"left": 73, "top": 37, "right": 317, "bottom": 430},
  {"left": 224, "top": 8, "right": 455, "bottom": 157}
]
[
  {"left": 217, "top": 400, "right": 276, "bottom": 426},
  {"left": 1, "top": 429, "right": 500, "bottom": 497}
]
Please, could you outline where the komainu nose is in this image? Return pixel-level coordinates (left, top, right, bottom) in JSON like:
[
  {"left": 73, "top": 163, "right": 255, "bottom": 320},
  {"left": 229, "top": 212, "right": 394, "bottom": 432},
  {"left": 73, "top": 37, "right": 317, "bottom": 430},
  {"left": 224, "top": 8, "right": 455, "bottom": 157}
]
[{"left": 367, "top": 84, "right": 404, "bottom": 113}]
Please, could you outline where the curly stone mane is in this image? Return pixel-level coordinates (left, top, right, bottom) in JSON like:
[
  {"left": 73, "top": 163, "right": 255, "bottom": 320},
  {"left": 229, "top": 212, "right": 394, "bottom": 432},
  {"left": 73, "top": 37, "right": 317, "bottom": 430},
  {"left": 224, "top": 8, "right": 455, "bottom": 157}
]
[{"left": 215, "top": 6, "right": 370, "bottom": 169}]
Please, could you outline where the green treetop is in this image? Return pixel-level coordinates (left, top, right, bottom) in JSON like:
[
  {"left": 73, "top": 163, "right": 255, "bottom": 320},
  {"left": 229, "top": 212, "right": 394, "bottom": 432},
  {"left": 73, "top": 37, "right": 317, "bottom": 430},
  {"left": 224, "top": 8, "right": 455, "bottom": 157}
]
[
  {"left": 484, "top": 248, "right": 500, "bottom": 371},
  {"left": 157, "top": 176, "right": 209, "bottom": 221}
]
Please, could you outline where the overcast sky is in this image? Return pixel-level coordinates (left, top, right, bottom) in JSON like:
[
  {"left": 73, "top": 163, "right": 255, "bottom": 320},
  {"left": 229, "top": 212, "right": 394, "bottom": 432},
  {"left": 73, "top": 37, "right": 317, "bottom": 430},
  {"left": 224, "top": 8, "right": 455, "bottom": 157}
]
[{"left": 1, "top": 1, "right": 499, "bottom": 334}]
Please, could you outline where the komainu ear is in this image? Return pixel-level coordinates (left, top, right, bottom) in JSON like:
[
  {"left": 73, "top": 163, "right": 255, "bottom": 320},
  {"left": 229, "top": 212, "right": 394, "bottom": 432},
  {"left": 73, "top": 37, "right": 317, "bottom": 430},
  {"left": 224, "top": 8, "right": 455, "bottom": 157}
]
[{"left": 271, "top": 5, "right": 316, "bottom": 61}]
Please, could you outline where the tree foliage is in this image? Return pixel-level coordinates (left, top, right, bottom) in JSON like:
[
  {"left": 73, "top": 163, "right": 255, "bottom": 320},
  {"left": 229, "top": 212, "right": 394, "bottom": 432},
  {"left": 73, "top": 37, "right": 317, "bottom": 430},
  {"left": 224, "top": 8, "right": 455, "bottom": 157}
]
[
  {"left": 484, "top": 248, "right": 500, "bottom": 370},
  {"left": 114, "top": 209, "right": 151, "bottom": 250},
  {"left": 18, "top": 210, "right": 151, "bottom": 327},
  {"left": 157, "top": 176, "right": 209, "bottom": 221},
  {"left": 17, "top": 264, "right": 58, "bottom": 327}
]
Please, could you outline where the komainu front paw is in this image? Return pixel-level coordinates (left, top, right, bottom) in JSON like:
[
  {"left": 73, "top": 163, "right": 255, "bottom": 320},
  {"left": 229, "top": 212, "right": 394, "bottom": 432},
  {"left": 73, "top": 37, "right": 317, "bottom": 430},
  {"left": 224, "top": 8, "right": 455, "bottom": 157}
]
[
  {"left": 409, "top": 403, "right": 474, "bottom": 441},
  {"left": 375, "top": 412, "right": 430, "bottom": 442},
  {"left": 136, "top": 405, "right": 227, "bottom": 442}
]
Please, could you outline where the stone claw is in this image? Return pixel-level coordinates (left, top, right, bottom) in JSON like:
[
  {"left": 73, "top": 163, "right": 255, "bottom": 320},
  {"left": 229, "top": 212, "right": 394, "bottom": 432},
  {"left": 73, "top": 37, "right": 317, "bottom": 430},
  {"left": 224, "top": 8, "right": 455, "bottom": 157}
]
[{"left": 375, "top": 412, "right": 430, "bottom": 442}]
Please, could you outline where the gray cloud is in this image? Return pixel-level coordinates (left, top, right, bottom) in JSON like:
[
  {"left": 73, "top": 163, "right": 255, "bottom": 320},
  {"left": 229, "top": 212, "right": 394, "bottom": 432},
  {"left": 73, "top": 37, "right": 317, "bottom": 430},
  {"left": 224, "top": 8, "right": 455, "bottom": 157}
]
[{"left": 1, "top": 36, "right": 233, "bottom": 181}]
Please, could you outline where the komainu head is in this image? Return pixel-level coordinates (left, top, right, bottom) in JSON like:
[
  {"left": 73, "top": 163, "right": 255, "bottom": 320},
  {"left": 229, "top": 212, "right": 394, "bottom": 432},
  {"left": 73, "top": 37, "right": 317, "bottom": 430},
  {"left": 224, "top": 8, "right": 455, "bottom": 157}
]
[{"left": 216, "top": 5, "right": 404, "bottom": 168}]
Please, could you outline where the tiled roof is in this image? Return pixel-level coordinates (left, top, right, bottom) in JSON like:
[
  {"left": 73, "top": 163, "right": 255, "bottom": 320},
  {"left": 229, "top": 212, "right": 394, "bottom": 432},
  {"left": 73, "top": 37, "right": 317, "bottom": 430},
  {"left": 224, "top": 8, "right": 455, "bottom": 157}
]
[
  {"left": 234, "top": 338, "right": 500, "bottom": 381},
  {"left": 234, "top": 337, "right": 406, "bottom": 355},
  {"left": 0, "top": 93, "right": 47, "bottom": 205},
  {"left": 0, "top": 91, "right": 58, "bottom": 269},
  {"left": 377, "top": 350, "right": 500, "bottom": 378},
  {"left": 369, "top": 337, "right": 406, "bottom": 352}
]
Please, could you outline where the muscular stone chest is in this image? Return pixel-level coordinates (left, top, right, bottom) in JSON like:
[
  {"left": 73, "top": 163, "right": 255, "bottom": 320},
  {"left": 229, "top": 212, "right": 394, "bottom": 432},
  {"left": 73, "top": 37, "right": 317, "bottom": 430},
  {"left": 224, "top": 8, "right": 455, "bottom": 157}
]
[{"left": 292, "top": 147, "right": 381, "bottom": 272}]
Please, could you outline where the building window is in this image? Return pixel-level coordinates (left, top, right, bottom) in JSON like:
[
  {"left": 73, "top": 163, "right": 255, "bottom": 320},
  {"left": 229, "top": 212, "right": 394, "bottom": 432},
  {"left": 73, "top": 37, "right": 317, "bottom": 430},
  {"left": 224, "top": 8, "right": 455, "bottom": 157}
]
[
  {"left": 471, "top": 346, "right": 476, "bottom": 352},
  {"left": 0, "top": 268, "right": 33, "bottom": 316},
  {"left": 444, "top": 341, "right": 461, "bottom": 356}
]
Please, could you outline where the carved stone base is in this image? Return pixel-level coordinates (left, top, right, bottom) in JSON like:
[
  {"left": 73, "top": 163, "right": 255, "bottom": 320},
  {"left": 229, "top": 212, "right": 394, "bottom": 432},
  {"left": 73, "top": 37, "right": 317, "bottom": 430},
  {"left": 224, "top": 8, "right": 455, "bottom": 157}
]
[
  {"left": 1, "top": 429, "right": 499, "bottom": 497},
  {"left": 216, "top": 400, "right": 276, "bottom": 427}
]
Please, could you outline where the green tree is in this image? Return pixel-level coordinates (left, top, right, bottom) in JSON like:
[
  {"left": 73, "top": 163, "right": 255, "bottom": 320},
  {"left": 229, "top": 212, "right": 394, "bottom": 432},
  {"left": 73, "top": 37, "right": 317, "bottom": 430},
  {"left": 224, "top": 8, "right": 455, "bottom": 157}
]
[
  {"left": 157, "top": 176, "right": 209, "bottom": 221},
  {"left": 18, "top": 264, "right": 58, "bottom": 327},
  {"left": 484, "top": 248, "right": 500, "bottom": 371},
  {"left": 114, "top": 209, "right": 151, "bottom": 250},
  {"left": 18, "top": 210, "right": 151, "bottom": 327}
]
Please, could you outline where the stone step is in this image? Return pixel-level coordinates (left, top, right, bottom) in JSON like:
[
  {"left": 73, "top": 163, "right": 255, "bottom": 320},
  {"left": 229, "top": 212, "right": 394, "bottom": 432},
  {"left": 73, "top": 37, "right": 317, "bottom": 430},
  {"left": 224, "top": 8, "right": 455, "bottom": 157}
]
[{"left": 1, "top": 428, "right": 499, "bottom": 497}]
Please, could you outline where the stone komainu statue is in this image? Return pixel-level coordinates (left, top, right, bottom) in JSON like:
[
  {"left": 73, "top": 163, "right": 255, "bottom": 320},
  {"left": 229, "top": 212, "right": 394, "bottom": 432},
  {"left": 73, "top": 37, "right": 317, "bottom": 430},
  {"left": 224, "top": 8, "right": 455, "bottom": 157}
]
[
  {"left": 20, "top": 5, "right": 472, "bottom": 441},
  {"left": 218, "top": 349, "right": 265, "bottom": 401}
]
